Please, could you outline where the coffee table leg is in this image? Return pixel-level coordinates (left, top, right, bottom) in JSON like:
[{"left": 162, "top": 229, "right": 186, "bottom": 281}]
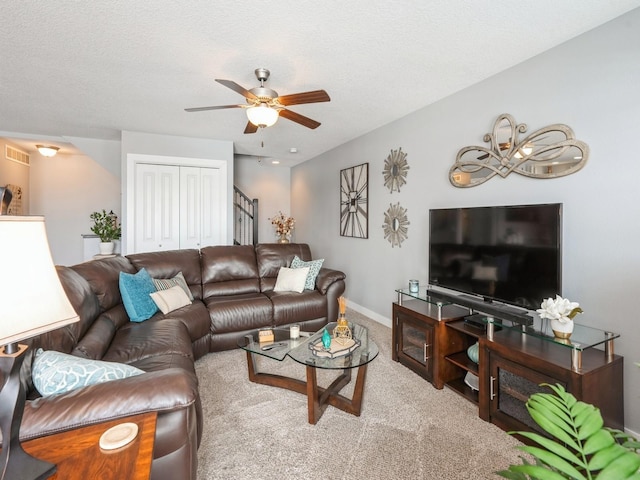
[
  {"left": 306, "top": 364, "right": 368, "bottom": 424},
  {"left": 244, "top": 350, "right": 370, "bottom": 425}
]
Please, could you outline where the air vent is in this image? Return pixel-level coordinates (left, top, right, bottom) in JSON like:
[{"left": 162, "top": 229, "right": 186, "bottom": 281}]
[{"left": 5, "top": 145, "right": 30, "bottom": 166}]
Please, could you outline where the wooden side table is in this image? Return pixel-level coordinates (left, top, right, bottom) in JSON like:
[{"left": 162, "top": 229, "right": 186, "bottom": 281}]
[{"left": 21, "top": 412, "right": 156, "bottom": 480}]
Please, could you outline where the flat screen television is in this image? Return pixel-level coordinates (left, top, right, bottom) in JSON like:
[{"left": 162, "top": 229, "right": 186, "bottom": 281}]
[{"left": 428, "top": 203, "right": 562, "bottom": 310}]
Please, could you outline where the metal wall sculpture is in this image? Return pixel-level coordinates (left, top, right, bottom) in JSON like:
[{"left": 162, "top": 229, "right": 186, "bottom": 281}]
[
  {"left": 340, "top": 162, "right": 368, "bottom": 238},
  {"left": 450, "top": 113, "right": 589, "bottom": 188}
]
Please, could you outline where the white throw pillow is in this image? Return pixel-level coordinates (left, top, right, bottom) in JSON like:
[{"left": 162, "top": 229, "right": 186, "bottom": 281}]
[
  {"left": 273, "top": 266, "right": 310, "bottom": 293},
  {"left": 150, "top": 285, "right": 192, "bottom": 314}
]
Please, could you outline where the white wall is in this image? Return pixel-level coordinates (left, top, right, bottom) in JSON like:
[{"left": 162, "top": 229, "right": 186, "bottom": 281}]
[
  {"left": 291, "top": 9, "right": 640, "bottom": 432},
  {"left": 234, "top": 156, "right": 292, "bottom": 243},
  {"left": 30, "top": 151, "right": 121, "bottom": 265}
]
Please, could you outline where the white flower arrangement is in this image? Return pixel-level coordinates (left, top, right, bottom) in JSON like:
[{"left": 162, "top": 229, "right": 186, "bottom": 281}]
[{"left": 537, "top": 295, "right": 583, "bottom": 324}]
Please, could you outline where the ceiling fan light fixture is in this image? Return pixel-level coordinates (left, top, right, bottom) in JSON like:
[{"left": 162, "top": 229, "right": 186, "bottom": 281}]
[
  {"left": 246, "top": 104, "right": 279, "bottom": 128},
  {"left": 36, "top": 145, "right": 60, "bottom": 157}
]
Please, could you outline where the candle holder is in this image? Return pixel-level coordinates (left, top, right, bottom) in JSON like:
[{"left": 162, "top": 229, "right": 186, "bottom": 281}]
[{"left": 334, "top": 297, "right": 352, "bottom": 345}]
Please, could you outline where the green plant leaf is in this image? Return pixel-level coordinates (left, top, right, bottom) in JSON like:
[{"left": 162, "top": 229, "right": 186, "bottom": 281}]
[
  {"left": 516, "top": 434, "right": 586, "bottom": 468},
  {"left": 582, "top": 429, "right": 615, "bottom": 455},
  {"left": 509, "top": 464, "right": 577, "bottom": 480},
  {"left": 576, "top": 408, "right": 603, "bottom": 440},
  {"left": 495, "top": 469, "right": 528, "bottom": 480},
  {"left": 518, "top": 446, "right": 587, "bottom": 479},
  {"left": 588, "top": 444, "right": 628, "bottom": 471},
  {"left": 528, "top": 407, "right": 579, "bottom": 450},
  {"left": 596, "top": 450, "right": 640, "bottom": 479}
]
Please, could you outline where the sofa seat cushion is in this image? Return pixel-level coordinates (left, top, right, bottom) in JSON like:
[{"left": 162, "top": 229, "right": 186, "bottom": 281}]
[
  {"left": 204, "top": 293, "right": 273, "bottom": 334},
  {"left": 265, "top": 290, "right": 328, "bottom": 326},
  {"left": 147, "top": 300, "right": 211, "bottom": 345},
  {"left": 101, "top": 318, "right": 193, "bottom": 365},
  {"left": 130, "top": 352, "right": 197, "bottom": 376}
]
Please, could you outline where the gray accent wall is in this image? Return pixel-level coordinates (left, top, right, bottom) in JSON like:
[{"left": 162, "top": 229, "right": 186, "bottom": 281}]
[{"left": 292, "top": 9, "right": 640, "bottom": 433}]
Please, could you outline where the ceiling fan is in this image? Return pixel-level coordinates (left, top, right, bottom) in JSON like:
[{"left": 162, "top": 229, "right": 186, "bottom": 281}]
[{"left": 185, "top": 68, "right": 331, "bottom": 134}]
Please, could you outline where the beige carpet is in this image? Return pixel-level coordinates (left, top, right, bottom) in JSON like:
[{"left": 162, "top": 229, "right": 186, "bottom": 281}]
[{"left": 195, "top": 310, "right": 524, "bottom": 479}]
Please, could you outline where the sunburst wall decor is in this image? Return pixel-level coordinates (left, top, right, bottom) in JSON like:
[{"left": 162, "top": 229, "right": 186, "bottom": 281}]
[
  {"left": 382, "top": 202, "right": 409, "bottom": 248},
  {"left": 382, "top": 147, "right": 409, "bottom": 193}
]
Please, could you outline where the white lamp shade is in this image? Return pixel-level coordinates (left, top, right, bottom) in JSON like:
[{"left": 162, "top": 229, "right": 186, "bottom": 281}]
[
  {"left": 0, "top": 216, "right": 79, "bottom": 346},
  {"left": 246, "top": 104, "right": 279, "bottom": 127}
]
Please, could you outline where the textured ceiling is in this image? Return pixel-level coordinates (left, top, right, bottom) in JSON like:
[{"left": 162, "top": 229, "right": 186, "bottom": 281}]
[{"left": 1, "top": 1, "right": 639, "bottom": 166}]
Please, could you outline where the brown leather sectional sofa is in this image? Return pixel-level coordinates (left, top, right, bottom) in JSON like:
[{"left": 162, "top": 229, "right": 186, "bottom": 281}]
[{"left": 18, "top": 243, "right": 345, "bottom": 480}]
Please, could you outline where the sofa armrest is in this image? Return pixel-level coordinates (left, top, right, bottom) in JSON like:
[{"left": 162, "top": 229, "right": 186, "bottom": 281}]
[
  {"left": 315, "top": 267, "right": 346, "bottom": 295},
  {"left": 19, "top": 368, "right": 198, "bottom": 441}
]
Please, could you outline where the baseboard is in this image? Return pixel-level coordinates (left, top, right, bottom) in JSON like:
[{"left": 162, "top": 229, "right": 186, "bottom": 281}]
[
  {"left": 348, "top": 301, "right": 391, "bottom": 329},
  {"left": 626, "top": 426, "right": 639, "bottom": 438}
]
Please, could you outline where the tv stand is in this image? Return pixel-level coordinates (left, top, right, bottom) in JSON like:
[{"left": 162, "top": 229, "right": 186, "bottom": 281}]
[
  {"left": 392, "top": 287, "right": 624, "bottom": 434},
  {"left": 428, "top": 288, "right": 533, "bottom": 326}
]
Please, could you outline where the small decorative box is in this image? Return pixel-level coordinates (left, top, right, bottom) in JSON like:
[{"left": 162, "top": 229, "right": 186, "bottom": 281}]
[{"left": 258, "top": 329, "right": 275, "bottom": 344}]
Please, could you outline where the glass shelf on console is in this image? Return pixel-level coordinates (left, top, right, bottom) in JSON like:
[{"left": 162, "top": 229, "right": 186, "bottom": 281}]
[
  {"left": 395, "top": 287, "right": 453, "bottom": 320},
  {"left": 483, "top": 314, "right": 618, "bottom": 372}
]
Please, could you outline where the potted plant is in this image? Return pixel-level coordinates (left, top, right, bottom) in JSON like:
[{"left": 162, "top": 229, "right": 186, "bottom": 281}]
[
  {"left": 497, "top": 383, "right": 640, "bottom": 479},
  {"left": 90, "top": 209, "right": 121, "bottom": 255}
]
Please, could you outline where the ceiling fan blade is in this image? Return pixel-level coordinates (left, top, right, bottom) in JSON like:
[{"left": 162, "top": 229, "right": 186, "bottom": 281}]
[
  {"left": 215, "top": 79, "right": 258, "bottom": 101},
  {"left": 244, "top": 121, "right": 259, "bottom": 134},
  {"left": 185, "top": 104, "right": 243, "bottom": 112},
  {"left": 279, "top": 108, "right": 321, "bottom": 129},
  {"left": 276, "top": 90, "right": 330, "bottom": 106}
]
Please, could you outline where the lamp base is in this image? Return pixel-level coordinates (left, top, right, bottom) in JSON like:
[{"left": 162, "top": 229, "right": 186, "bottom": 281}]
[
  {"left": 1, "top": 448, "right": 56, "bottom": 480},
  {"left": 1, "top": 344, "right": 56, "bottom": 480}
]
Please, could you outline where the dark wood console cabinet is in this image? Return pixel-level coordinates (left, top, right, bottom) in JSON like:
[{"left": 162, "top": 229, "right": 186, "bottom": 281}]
[
  {"left": 392, "top": 292, "right": 625, "bottom": 434},
  {"left": 479, "top": 329, "right": 624, "bottom": 432}
]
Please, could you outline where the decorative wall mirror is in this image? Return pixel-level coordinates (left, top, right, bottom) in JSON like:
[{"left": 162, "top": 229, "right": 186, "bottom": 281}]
[
  {"left": 382, "top": 202, "right": 409, "bottom": 248},
  {"left": 382, "top": 147, "right": 409, "bottom": 192},
  {"left": 449, "top": 113, "right": 589, "bottom": 187}
]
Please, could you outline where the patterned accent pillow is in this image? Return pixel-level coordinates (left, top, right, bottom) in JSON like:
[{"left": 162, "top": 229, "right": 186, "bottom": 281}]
[
  {"left": 153, "top": 271, "right": 194, "bottom": 301},
  {"left": 32, "top": 349, "right": 144, "bottom": 397},
  {"left": 119, "top": 268, "right": 158, "bottom": 322},
  {"left": 290, "top": 256, "right": 324, "bottom": 290}
]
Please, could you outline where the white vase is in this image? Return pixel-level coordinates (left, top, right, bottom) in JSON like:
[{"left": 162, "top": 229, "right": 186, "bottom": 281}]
[
  {"left": 99, "top": 241, "right": 115, "bottom": 255},
  {"left": 551, "top": 319, "right": 574, "bottom": 339}
]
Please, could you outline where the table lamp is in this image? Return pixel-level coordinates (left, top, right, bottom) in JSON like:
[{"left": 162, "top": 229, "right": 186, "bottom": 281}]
[{"left": 0, "top": 216, "right": 80, "bottom": 480}]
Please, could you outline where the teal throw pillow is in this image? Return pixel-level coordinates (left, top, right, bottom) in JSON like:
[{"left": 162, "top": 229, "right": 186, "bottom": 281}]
[
  {"left": 119, "top": 268, "right": 158, "bottom": 321},
  {"left": 32, "top": 349, "right": 144, "bottom": 397},
  {"left": 153, "top": 271, "right": 194, "bottom": 300},
  {"left": 290, "top": 256, "right": 324, "bottom": 290}
]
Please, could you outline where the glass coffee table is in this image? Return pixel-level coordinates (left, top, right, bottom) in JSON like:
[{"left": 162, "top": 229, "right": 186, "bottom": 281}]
[{"left": 237, "top": 322, "right": 379, "bottom": 424}]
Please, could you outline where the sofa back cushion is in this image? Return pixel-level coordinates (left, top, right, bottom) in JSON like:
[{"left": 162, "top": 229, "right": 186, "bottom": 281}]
[
  {"left": 200, "top": 245, "right": 260, "bottom": 297},
  {"left": 255, "top": 243, "right": 312, "bottom": 292},
  {"left": 72, "top": 256, "right": 137, "bottom": 311},
  {"left": 127, "top": 249, "right": 203, "bottom": 300}
]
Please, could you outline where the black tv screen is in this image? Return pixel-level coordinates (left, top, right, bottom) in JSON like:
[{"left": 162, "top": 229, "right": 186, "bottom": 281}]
[{"left": 428, "top": 203, "right": 561, "bottom": 310}]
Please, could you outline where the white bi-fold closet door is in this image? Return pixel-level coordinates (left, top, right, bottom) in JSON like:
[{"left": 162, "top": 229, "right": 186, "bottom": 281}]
[{"left": 134, "top": 161, "right": 225, "bottom": 253}]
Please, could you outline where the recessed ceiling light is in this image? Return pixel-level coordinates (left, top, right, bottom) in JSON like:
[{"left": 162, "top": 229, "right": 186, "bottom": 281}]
[
  {"left": 289, "top": 147, "right": 297, "bottom": 154},
  {"left": 271, "top": 160, "right": 280, "bottom": 165}
]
